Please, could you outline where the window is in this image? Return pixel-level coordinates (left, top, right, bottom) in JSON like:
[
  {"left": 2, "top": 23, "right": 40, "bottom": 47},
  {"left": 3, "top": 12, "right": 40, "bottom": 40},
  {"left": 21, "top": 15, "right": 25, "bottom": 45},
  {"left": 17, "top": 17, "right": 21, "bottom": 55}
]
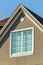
[{"left": 10, "top": 27, "right": 34, "bottom": 57}]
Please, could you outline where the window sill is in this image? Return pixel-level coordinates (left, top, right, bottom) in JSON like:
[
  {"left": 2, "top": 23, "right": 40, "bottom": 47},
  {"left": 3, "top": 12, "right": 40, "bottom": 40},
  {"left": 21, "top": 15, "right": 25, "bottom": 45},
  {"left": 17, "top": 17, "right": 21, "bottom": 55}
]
[{"left": 10, "top": 51, "right": 34, "bottom": 58}]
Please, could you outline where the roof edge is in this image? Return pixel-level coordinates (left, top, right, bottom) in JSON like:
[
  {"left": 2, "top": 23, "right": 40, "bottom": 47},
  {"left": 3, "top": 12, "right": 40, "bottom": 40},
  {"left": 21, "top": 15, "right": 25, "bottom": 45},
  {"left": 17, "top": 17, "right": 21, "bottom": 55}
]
[
  {"left": 0, "top": 4, "right": 22, "bottom": 35},
  {"left": 20, "top": 4, "right": 43, "bottom": 32},
  {"left": 21, "top": 4, "right": 43, "bottom": 27},
  {"left": 0, "top": 4, "right": 43, "bottom": 36}
]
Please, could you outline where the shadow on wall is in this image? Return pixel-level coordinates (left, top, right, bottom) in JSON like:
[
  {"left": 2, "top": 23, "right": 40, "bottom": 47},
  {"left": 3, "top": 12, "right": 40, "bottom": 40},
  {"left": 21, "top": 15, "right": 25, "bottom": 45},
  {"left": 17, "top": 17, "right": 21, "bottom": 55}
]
[{"left": 0, "top": 12, "right": 25, "bottom": 48}]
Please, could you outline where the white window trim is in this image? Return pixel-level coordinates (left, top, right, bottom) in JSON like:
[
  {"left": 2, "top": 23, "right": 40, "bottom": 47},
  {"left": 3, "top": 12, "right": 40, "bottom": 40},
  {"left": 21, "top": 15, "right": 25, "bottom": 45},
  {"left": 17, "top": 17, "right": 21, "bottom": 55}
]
[{"left": 9, "top": 27, "right": 34, "bottom": 57}]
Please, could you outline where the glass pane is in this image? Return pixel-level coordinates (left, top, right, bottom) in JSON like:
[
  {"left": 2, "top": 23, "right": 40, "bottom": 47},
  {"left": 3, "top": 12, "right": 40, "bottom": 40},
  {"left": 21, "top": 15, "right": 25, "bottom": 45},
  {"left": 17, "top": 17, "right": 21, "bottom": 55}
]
[
  {"left": 27, "top": 30, "right": 32, "bottom": 34},
  {"left": 27, "top": 35, "right": 32, "bottom": 40},
  {"left": 17, "top": 48, "right": 21, "bottom": 52},
  {"left": 11, "top": 32, "right": 21, "bottom": 54},
  {"left": 23, "top": 36, "right": 27, "bottom": 41},
  {"left": 23, "top": 42, "right": 27, "bottom": 46},
  {"left": 16, "top": 32, "right": 21, "bottom": 41},
  {"left": 27, "top": 46, "right": 32, "bottom": 51},
  {"left": 23, "top": 47, "right": 27, "bottom": 52},
  {"left": 27, "top": 40, "right": 32, "bottom": 44},
  {"left": 23, "top": 29, "right": 32, "bottom": 52},
  {"left": 23, "top": 31, "right": 27, "bottom": 36},
  {"left": 12, "top": 32, "right": 16, "bottom": 39},
  {"left": 12, "top": 43, "right": 16, "bottom": 49},
  {"left": 12, "top": 39, "right": 16, "bottom": 44},
  {"left": 17, "top": 42, "right": 21, "bottom": 47},
  {"left": 11, "top": 49, "right": 16, "bottom": 54}
]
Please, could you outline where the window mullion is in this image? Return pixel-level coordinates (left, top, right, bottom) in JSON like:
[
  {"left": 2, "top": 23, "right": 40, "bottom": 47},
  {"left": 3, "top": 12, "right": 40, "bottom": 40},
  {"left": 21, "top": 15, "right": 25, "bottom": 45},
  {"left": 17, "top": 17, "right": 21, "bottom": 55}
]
[{"left": 21, "top": 32, "right": 23, "bottom": 54}]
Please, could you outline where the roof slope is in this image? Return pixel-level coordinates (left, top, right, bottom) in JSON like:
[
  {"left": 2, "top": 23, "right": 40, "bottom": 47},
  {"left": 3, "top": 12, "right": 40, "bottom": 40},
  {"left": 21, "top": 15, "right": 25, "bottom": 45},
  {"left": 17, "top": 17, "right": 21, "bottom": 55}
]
[
  {"left": 0, "top": 4, "right": 43, "bottom": 34},
  {"left": 0, "top": 4, "right": 43, "bottom": 33},
  {"left": 25, "top": 6, "right": 43, "bottom": 25}
]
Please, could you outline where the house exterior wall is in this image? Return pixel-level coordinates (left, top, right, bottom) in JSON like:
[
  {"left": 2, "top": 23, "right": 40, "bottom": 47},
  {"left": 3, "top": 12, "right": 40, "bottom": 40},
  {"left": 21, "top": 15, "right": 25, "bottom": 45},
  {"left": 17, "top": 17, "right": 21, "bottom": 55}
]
[{"left": 0, "top": 14, "right": 43, "bottom": 65}]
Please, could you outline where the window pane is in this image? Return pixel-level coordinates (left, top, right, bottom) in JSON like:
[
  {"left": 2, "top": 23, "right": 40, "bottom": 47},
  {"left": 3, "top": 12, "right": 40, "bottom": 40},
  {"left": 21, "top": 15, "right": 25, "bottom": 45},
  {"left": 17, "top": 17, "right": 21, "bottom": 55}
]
[
  {"left": 17, "top": 42, "right": 21, "bottom": 47},
  {"left": 12, "top": 43, "right": 16, "bottom": 49},
  {"left": 11, "top": 49, "right": 16, "bottom": 54},
  {"left": 23, "top": 47, "right": 27, "bottom": 52},
  {"left": 17, "top": 48, "right": 21, "bottom": 52},
  {"left": 23, "top": 29, "right": 32, "bottom": 52},
  {"left": 27, "top": 46, "right": 32, "bottom": 51},
  {"left": 16, "top": 32, "right": 21, "bottom": 41},
  {"left": 11, "top": 32, "right": 21, "bottom": 54},
  {"left": 23, "top": 36, "right": 27, "bottom": 41},
  {"left": 23, "top": 42, "right": 27, "bottom": 46}
]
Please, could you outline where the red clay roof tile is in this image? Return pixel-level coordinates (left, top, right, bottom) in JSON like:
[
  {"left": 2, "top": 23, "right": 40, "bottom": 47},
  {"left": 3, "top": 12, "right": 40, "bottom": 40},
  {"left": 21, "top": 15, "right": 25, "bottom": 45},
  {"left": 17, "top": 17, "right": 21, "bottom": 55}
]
[{"left": 0, "top": 18, "right": 9, "bottom": 25}]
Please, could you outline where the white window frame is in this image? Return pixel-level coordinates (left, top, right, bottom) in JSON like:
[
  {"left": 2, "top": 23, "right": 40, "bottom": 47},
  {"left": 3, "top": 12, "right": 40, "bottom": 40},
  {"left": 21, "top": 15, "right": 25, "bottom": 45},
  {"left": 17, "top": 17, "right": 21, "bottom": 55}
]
[{"left": 10, "top": 27, "right": 34, "bottom": 57}]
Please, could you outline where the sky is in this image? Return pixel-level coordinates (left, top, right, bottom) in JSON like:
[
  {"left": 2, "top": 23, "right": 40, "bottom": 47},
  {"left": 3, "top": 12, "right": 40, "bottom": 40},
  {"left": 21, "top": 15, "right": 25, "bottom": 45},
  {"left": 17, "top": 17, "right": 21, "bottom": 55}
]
[{"left": 0, "top": 0, "right": 43, "bottom": 20}]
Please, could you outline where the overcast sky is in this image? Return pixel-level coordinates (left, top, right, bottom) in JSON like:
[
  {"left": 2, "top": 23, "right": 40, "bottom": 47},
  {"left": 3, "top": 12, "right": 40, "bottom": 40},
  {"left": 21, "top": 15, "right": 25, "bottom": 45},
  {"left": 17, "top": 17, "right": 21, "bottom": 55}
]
[{"left": 0, "top": 0, "right": 43, "bottom": 20}]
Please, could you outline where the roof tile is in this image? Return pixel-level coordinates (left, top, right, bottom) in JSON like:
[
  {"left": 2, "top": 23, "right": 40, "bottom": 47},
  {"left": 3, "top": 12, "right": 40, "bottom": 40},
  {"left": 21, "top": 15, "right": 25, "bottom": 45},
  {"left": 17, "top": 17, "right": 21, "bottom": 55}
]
[{"left": 0, "top": 18, "right": 9, "bottom": 25}]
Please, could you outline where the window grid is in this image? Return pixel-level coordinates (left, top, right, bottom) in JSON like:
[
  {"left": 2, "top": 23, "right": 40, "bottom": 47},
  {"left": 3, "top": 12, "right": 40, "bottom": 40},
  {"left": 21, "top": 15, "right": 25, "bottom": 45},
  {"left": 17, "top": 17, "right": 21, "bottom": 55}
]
[
  {"left": 23, "top": 30, "right": 32, "bottom": 52},
  {"left": 10, "top": 27, "right": 34, "bottom": 57},
  {"left": 21, "top": 32, "right": 23, "bottom": 53},
  {"left": 11, "top": 32, "right": 21, "bottom": 54},
  {"left": 12, "top": 31, "right": 32, "bottom": 53}
]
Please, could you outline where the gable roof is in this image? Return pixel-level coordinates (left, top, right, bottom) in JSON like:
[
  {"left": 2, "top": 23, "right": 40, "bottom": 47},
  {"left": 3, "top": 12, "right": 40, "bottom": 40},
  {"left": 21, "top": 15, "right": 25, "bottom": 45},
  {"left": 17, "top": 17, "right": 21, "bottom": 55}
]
[{"left": 0, "top": 4, "right": 43, "bottom": 43}]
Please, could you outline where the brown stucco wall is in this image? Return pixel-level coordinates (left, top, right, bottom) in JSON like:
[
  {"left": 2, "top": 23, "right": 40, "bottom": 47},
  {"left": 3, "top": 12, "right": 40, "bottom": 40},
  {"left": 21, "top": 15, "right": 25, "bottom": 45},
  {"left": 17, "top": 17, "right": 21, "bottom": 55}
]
[{"left": 0, "top": 14, "right": 43, "bottom": 65}]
